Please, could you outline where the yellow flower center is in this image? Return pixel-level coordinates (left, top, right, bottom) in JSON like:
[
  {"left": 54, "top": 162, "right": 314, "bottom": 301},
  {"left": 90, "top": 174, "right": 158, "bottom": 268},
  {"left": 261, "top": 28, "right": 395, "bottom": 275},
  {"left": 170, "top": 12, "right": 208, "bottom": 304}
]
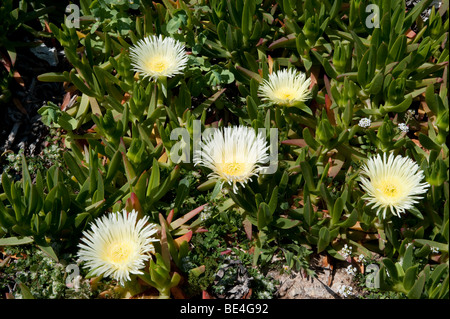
[
  {"left": 219, "top": 161, "right": 246, "bottom": 177},
  {"left": 381, "top": 183, "right": 398, "bottom": 197},
  {"left": 274, "top": 87, "right": 296, "bottom": 102},
  {"left": 147, "top": 56, "right": 168, "bottom": 73},
  {"left": 105, "top": 242, "right": 133, "bottom": 264},
  {"left": 375, "top": 177, "right": 404, "bottom": 203}
]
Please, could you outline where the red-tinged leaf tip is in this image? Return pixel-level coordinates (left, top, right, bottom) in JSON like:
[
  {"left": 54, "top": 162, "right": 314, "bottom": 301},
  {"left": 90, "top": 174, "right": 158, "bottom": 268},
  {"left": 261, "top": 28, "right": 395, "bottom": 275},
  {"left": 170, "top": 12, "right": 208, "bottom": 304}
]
[
  {"left": 220, "top": 249, "right": 232, "bottom": 255},
  {"left": 202, "top": 291, "right": 214, "bottom": 299},
  {"left": 167, "top": 209, "right": 175, "bottom": 224},
  {"left": 281, "top": 139, "right": 307, "bottom": 147}
]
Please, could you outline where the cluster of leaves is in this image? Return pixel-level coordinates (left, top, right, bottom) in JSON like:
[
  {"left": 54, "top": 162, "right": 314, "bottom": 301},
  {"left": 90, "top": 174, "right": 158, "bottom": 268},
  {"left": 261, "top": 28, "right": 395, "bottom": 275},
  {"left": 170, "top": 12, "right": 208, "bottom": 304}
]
[
  {"left": 0, "top": 245, "right": 92, "bottom": 299},
  {"left": 0, "top": 0, "right": 448, "bottom": 299},
  {"left": 181, "top": 208, "right": 279, "bottom": 298},
  {"left": 0, "top": 0, "right": 67, "bottom": 104}
]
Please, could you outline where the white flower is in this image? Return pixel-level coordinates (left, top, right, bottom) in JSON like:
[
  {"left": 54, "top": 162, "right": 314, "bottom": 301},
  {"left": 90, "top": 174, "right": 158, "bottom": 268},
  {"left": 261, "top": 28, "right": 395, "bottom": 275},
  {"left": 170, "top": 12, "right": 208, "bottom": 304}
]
[
  {"left": 194, "top": 126, "right": 269, "bottom": 193},
  {"left": 346, "top": 265, "right": 358, "bottom": 276},
  {"left": 359, "top": 153, "right": 429, "bottom": 219},
  {"left": 337, "top": 285, "right": 354, "bottom": 298},
  {"left": 398, "top": 123, "right": 409, "bottom": 133},
  {"left": 200, "top": 211, "right": 212, "bottom": 221},
  {"left": 431, "top": 246, "right": 440, "bottom": 254},
  {"left": 341, "top": 244, "right": 353, "bottom": 258},
  {"left": 77, "top": 209, "right": 158, "bottom": 286},
  {"left": 358, "top": 117, "right": 371, "bottom": 128},
  {"left": 357, "top": 254, "right": 367, "bottom": 264},
  {"left": 258, "top": 68, "right": 312, "bottom": 106},
  {"left": 129, "top": 34, "right": 188, "bottom": 80}
]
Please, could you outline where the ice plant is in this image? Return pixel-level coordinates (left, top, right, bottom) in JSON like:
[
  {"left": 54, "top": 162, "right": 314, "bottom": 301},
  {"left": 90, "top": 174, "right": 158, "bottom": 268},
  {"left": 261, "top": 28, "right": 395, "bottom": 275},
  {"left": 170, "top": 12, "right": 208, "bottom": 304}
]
[
  {"left": 359, "top": 153, "right": 429, "bottom": 219},
  {"left": 129, "top": 34, "right": 188, "bottom": 80},
  {"left": 258, "top": 68, "right": 312, "bottom": 106},
  {"left": 194, "top": 126, "right": 269, "bottom": 193},
  {"left": 77, "top": 210, "right": 159, "bottom": 286}
]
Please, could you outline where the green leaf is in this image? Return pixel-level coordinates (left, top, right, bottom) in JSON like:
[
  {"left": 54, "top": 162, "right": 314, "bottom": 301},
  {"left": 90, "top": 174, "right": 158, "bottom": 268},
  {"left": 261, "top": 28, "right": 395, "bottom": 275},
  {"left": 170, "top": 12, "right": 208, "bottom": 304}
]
[
  {"left": 241, "top": 0, "right": 255, "bottom": 41},
  {"left": 37, "top": 72, "right": 67, "bottom": 82},
  {"left": 209, "top": 179, "right": 222, "bottom": 201},
  {"left": 414, "top": 239, "right": 448, "bottom": 253},
  {"left": 268, "top": 186, "right": 278, "bottom": 215},
  {"left": 34, "top": 237, "right": 58, "bottom": 262},
  {"left": 302, "top": 127, "right": 319, "bottom": 150},
  {"left": 382, "top": 94, "right": 413, "bottom": 113},
  {"left": 382, "top": 258, "right": 399, "bottom": 282},
  {"left": 418, "top": 133, "right": 442, "bottom": 151},
  {"left": 18, "top": 283, "right": 35, "bottom": 299},
  {"left": 331, "top": 196, "right": 345, "bottom": 225},
  {"left": 0, "top": 236, "right": 34, "bottom": 246},
  {"left": 336, "top": 208, "right": 358, "bottom": 229},
  {"left": 414, "top": 244, "right": 431, "bottom": 258},
  {"left": 357, "top": 49, "right": 370, "bottom": 87},
  {"left": 246, "top": 96, "right": 258, "bottom": 121},
  {"left": 311, "top": 50, "right": 338, "bottom": 79},
  {"left": 430, "top": 264, "right": 448, "bottom": 291},
  {"left": 317, "top": 226, "right": 331, "bottom": 253},
  {"left": 402, "top": 243, "right": 415, "bottom": 271},
  {"left": 74, "top": 213, "right": 91, "bottom": 228},
  {"left": 1, "top": 172, "right": 13, "bottom": 204},
  {"left": 403, "top": 265, "right": 419, "bottom": 291},
  {"left": 300, "top": 161, "right": 315, "bottom": 192},
  {"left": 406, "top": 273, "right": 426, "bottom": 299},
  {"left": 257, "top": 202, "right": 272, "bottom": 230},
  {"left": 367, "top": 71, "right": 384, "bottom": 94},
  {"left": 174, "top": 177, "right": 191, "bottom": 208},
  {"left": 303, "top": 194, "right": 315, "bottom": 227},
  {"left": 63, "top": 152, "right": 87, "bottom": 185},
  {"left": 274, "top": 217, "right": 301, "bottom": 229},
  {"left": 438, "top": 274, "right": 449, "bottom": 298},
  {"left": 425, "top": 85, "right": 439, "bottom": 114},
  {"left": 105, "top": 150, "right": 122, "bottom": 184}
]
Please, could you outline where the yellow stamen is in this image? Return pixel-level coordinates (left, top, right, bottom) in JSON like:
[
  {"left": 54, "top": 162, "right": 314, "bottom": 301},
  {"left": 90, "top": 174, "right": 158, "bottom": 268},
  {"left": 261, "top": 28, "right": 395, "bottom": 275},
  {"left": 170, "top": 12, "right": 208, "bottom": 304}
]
[
  {"left": 274, "top": 88, "right": 296, "bottom": 102},
  {"left": 147, "top": 56, "right": 168, "bottom": 73},
  {"left": 381, "top": 183, "right": 398, "bottom": 197},
  {"left": 219, "top": 162, "right": 246, "bottom": 176},
  {"left": 105, "top": 242, "right": 132, "bottom": 264}
]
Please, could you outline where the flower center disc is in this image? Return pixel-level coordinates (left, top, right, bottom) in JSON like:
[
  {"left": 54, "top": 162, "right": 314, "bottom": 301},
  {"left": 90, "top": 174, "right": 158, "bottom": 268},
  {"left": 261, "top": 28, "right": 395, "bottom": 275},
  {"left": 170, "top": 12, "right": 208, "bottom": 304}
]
[
  {"left": 106, "top": 242, "right": 133, "bottom": 264},
  {"left": 220, "top": 162, "right": 246, "bottom": 177},
  {"left": 381, "top": 183, "right": 398, "bottom": 197},
  {"left": 274, "top": 88, "right": 295, "bottom": 101},
  {"left": 147, "top": 56, "right": 168, "bottom": 73},
  {"left": 375, "top": 177, "right": 405, "bottom": 204}
]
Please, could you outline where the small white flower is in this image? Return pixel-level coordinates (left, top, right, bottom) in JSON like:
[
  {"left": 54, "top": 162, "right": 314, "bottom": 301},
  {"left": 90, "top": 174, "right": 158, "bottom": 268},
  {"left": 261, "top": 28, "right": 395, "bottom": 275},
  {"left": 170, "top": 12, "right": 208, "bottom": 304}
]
[
  {"left": 359, "top": 153, "right": 430, "bottom": 219},
  {"left": 77, "top": 209, "right": 159, "bottom": 286},
  {"left": 194, "top": 126, "right": 269, "bottom": 193},
  {"left": 358, "top": 117, "right": 371, "bottom": 128},
  {"left": 341, "top": 244, "right": 353, "bottom": 258},
  {"left": 357, "top": 254, "right": 366, "bottom": 263},
  {"left": 345, "top": 265, "right": 358, "bottom": 276},
  {"left": 431, "top": 246, "right": 440, "bottom": 254},
  {"left": 129, "top": 34, "right": 188, "bottom": 80},
  {"left": 337, "top": 285, "right": 354, "bottom": 298},
  {"left": 398, "top": 123, "right": 409, "bottom": 133},
  {"left": 258, "top": 68, "right": 312, "bottom": 107},
  {"left": 200, "top": 211, "right": 212, "bottom": 221}
]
